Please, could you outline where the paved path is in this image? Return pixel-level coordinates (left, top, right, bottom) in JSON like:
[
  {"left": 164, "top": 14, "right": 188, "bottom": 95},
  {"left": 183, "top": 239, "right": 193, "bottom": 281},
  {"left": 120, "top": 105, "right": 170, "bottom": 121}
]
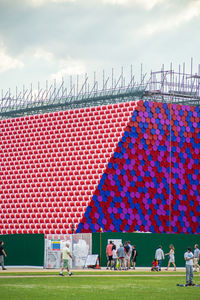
[
  {"left": 0, "top": 274, "right": 186, "bottom": 278},
  {"left": 0, "top": 267, "right": 186, "bottom": 272},
  {"left": 0, "top": 267, "right": 191, "bottom": 278}
]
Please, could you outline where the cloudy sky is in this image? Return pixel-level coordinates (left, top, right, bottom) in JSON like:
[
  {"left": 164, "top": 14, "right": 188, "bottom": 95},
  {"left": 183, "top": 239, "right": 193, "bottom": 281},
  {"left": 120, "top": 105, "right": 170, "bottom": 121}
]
[{"left": 0, "top": 0, "right": 200, "bottom": 95}]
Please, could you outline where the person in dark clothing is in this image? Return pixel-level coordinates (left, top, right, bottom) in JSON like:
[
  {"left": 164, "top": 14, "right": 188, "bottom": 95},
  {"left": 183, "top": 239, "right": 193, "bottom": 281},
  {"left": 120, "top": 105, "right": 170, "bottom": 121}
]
[
  {"left": 124, "top": 241, "right": 131, "bottom": 270},
  {"left": 111, "top": 244, "right": 118, "bottom": 270},
  {"left": 131, "top": 245, "right": 137, "bottom": 270},
  {"left": 0, "top": 241, "right": 7, "bottom": 270}
]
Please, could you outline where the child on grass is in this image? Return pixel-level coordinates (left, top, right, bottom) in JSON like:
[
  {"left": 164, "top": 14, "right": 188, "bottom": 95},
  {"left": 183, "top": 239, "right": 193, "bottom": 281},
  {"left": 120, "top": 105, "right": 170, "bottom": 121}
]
[{"left": 151, "top": 259, "right": 159, "bottom": 271}]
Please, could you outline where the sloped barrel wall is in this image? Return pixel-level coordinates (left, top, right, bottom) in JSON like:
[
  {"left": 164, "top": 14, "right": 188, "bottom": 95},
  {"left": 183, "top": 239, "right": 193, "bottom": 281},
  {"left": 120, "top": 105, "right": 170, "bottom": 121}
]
[{"left": 77, "top": 101, "right": 200, "bottom": 234}]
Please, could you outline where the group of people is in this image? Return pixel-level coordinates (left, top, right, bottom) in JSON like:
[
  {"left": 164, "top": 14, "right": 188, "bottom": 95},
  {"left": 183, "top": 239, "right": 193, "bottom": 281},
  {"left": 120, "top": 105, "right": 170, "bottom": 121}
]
[
  {"left": 152, "top": 244, "right": 176, "bottom": 271},
  {"left": 106, "top": 241, "right": 137, "bottom": 270},
  {"left": 105, "top": 240, "right": 200, "bottom": 285},
  {"left": 1, "top": 238, "right": 200, "bottom": 286},
  {"left": 57, "top": 241, "right": 200, "bottom": 285},
  {"left": 152, "top": 244, "right": 200, "bottom": 286}
]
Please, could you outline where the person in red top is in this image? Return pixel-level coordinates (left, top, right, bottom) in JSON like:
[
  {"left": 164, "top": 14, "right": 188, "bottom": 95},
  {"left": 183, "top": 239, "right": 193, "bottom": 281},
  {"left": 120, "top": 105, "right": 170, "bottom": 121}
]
[
  {"left": 106, "top": 241, "right": 113, "bottom": 270},
  {"left": 151, "top": 259, "right": 159, "bottom": 271}
]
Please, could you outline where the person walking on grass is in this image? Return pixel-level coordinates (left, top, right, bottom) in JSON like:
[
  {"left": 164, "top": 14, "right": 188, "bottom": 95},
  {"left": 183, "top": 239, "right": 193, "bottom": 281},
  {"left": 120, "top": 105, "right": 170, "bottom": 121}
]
[
  {"left": 0, "top": 241, "right": 7, "bottom": 270},
  {"left": 184, "top": 247, "right": 195, "bottom": 286},
  {"left": 193, "top": 244, "right": 200, "bottom": 272},
  {"left": 155, "top": 245, "right": 165, "bottom": 271},
  {"left": 165, "top": 244, "right": 176, "bottom": 271},
  {"left": 59, "top": 242, "right": 73, "bottom": 277}
]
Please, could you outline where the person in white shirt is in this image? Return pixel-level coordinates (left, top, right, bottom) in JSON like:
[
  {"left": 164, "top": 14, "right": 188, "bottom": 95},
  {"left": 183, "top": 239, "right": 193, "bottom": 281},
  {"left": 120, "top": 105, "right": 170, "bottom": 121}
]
[
  {"left": 184, "top": 247, "right": 194, "bottom": 286},
  {"left": 155, "top": 245, "right": 165, "bottom": 271},
  {"left": 59, "top": 242, "right": 73, "bottom": 277},
  {"left": 193, "top": 244, "right": 200, "bottom": 272}
]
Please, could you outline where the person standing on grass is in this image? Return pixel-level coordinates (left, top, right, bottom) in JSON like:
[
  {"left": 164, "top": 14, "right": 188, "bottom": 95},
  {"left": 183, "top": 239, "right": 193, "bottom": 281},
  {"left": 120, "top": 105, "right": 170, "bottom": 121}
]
[
  {"left": 59, "top": 242, "right": 73, "bottom": 277},
  {"left": 0, "top": 241, "right": 7, "bottom": 270},
  {"left": 131, "top": 245, "right": 137, "bottom": 270},
  {"left": 165, "top": 244, "right": 176, "bottom": 271},
  {"left": 193, "top": 244, "right": 200, "bottom": 272},
  {"left": 111, "top": 244, "right": 118, "bottom": 270},
  {"left": 155, "top": 245, "right": 165, "bottom": 271},
  {"left": 106, "top": 241, "right": 113, "bottom": 270},
  {"left": 124, "top": 241, "right": 131, "bottom": 270},
  {"left": 117, "top": 244, "right": 125, "bottom": 270},
  {"left": 184, "top": 247, "right": 194, "bottom": 286},
  {"left": 126, "top": 241, "right": 132, "bottom": 270}
]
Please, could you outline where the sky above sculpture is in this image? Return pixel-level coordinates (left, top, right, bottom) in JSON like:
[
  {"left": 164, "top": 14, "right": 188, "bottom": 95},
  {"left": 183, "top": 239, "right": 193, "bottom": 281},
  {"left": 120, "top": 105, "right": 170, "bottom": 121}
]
[{"left": 0, "top": 0, "right": 199, "bottom": 94}]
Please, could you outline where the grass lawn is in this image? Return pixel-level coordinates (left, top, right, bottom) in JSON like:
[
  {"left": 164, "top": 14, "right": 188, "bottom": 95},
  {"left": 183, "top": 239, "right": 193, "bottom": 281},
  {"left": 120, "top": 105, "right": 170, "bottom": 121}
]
[{"left": 0, "top": 275, "right": 200, "bottom": 300}]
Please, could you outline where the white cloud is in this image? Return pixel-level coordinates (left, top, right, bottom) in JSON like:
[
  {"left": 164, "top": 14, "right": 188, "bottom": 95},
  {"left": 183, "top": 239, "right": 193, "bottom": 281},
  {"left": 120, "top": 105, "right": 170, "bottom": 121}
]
[
  {"left": 102, "top": 0, "right": 164, "bottom": 9},
  {"left": 33, "top": 48, "right": 54, "bottom": 62},
  {"left": 0, "top": 43, "right": 24, "bottom": 73},
  {"left": 138, "top": 0, "right": 164, "bottom": 10},
  {"left": 141, "top": 1, "right": 200, "bottom": 35},
  {"left": 27, "top": 0, "right": 164, "bottom": 8},
  {"left": 49, "top": 58, "right": 86, "bottom": 82},
  {"left": 27, "top": 0, "right": 75, "bottom": 7}
]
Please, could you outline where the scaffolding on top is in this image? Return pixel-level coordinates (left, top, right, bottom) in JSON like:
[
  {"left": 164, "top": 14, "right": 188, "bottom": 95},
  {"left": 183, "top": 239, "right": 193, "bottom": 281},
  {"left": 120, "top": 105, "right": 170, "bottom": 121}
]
[{"left": 1, "top": 60, "right": 200, "bottom": 119}]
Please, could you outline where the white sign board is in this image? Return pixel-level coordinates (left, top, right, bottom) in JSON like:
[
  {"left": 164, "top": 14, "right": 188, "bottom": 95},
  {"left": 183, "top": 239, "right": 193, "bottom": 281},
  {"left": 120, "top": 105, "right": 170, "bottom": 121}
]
[
  {"left": 84, "top": 254, "right": 98, "bottom": 267},
  {"left": 108, "top": 239, "right": 122, "bottom": 250}
]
